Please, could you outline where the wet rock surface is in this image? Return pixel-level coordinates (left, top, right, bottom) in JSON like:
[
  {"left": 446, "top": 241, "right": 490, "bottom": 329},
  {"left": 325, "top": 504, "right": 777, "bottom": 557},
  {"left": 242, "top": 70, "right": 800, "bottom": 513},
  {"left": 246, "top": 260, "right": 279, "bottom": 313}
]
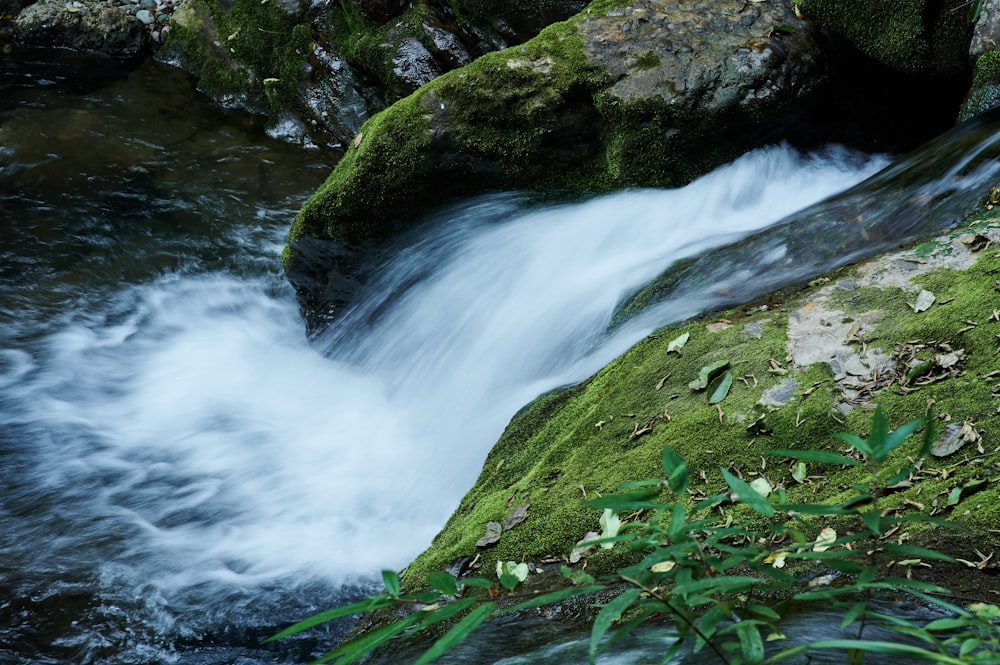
[{"left": 13, "top": 0, "right": 150, "bottom": 59}]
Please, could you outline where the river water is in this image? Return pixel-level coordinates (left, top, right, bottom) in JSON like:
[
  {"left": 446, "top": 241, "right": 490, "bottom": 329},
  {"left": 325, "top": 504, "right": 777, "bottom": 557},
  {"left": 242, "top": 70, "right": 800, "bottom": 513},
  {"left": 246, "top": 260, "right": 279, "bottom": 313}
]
[{"left": 2, "top": 58, "right": 998, "bottom": 664}]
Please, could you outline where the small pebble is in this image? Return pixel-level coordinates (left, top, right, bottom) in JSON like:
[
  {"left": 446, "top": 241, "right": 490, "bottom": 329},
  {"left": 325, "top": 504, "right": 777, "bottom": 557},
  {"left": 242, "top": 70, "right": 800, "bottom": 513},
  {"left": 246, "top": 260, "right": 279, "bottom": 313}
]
[{"left": 136, "top": 9, "right": 154, "bottom": 23}]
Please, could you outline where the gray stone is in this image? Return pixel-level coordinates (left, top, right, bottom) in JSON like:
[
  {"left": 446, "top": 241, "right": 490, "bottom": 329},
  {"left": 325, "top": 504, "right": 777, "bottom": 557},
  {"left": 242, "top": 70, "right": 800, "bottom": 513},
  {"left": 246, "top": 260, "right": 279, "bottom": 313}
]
[
  {"left": 14, "top": 0, "right": 149, "bottom": 59},
  {"left": 135, "top": 9, "right": 153, "bottom": 23},
  {"left": 970, "top": 0, "right": 1000, "bottom": 61}
]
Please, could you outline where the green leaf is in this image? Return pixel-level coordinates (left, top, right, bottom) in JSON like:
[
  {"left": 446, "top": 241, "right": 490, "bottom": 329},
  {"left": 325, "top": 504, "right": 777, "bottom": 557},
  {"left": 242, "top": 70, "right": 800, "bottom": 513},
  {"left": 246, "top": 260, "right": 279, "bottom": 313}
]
[
  {"left": 876, "top": 415, "right": 923, "bottom": 461},
  {"left": 415, "top": 598, "right": 478, "bottom": 630},
  {"left": 924, "top": 617, "right": 971, "bottom": 632},
  {"left": 708, "top": 371, "right": 733, "bottom": 404},
  {"left": 689, "top": 359, "right": 730, "bottom": 391},
  {"left": 382, "top": 570, "right": 401, "bottom": 597},
  {"left": 970, "top": 0, "right": 984, "bottom": 23},
  {"left": 841, "top": 601, "right": 868, "bottom": 629},
  {"left": 501, "top": 584, "right": 606, "bottom": 614},
  {"left": 590, "top": 588, "right": 642, "bottom": 663},
  {"left": 768, "top": 448, "right": 864, "bottom": 466},
  {"left": 919, "top": 407, "right": 937, "bottom": 457},
  {"left": 667, "top": 502, "right": 687, "bottom": 541},
  {"left": 870, "top": 405, "right": 889, "bottom": 449},
  {"left": 831, "top": 431, "right": 873, "bottom": 457},
  {"left": 736, "top": 621, "right": 765, "bottom": 664},
  {"left": 315, "top": 612, "right": 421, "bottom": 664},
  {"left": 263, "top": 595, "right": 393, "bottom": 642},
  {"left": 428, "top": 571, "right": 459, "bottom": 597},
  {"left": 413, "top": 602, "right": 495, "bottom": 665},
  {"left": 667, "top": 332, "right": 690, "bottom": 354},
  {"left": 794, "top": 639, "right": 965, "bottom": 664},
  {"left": 457, "top": 577, "right": 494, "bottom": 589},
  {"left": 412, "top": 591, "right": 442, "bottom": 604},
  {"left": 883, "top": 544, "right": 955, "bottom": 563},
  {"left": 499, "top": 573, "right": 520, "bottom": 591},
  {"left": 721, "top": 468, "right": 775, "bottom": 516},
  {"left": 959, "top": 637, "right": 981, "bottom": 657},
  {"left": 599, "top": 509, "right": 621, "bottom": 548},
  {"left": 792, "top": 462, "right": 807, "bottom": 484},
  {"left": 673, "top": 575, "right": 760, "bottom": 596},
  {"left": 587, "top": 489, "right": 661, "bottom": 510},
  {"left": 861, "top": 508, "right": 885, "bottom": 535},
  {"left": 661, "top": 445, "right": 689, "bottom": 495}
]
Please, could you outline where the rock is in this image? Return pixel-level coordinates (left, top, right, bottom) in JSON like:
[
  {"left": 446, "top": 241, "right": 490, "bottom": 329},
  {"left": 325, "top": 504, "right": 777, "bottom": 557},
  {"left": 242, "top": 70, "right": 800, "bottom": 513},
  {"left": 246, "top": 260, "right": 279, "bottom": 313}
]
[
  {"left": 14, "top": 0, "right": 149, "bottom": 59},
  {"left": 285, "top": 0, "right": 834, "bottom": 328},
  {"left": 158, "top": 0, "right": 580, "bottom": 149},
  {"left": 794, "top": 0, "right": 972, "bottom": 77},
  {"left": 971, "top": 0, "right": 1000, "bottom": 61},
  {"left": 136, "top": 9, "right": 153, "bottom": 24}
]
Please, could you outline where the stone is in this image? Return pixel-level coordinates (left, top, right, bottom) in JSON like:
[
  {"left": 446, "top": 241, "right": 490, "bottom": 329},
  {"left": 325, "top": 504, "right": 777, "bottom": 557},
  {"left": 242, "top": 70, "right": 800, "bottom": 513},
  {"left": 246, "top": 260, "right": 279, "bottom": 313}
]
[
  {"left": 971, "top": 0, "right": 1000, "bottom": 61},
  {"left": 284, "top": 0, "right": 833, "bottom": 328},
  {"left": 14, "top": 0, "right": 149, "bottom": 59}
]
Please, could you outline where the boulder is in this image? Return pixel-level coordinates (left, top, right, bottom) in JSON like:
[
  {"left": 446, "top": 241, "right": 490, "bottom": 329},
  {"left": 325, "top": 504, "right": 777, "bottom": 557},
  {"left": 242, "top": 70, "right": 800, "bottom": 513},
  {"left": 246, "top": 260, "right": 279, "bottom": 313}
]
[
  {"left": 283, "top": 0, "right": 834, "bottom": 330},
  {"left": 157, "top": 0, "right": 583, "bottom": 147},
  {"left": 962, "top": 0, "right": 1000, "bottom": 120},
  {"left": 793, "top": 0, "right": 971, "bottom": 77},
  {"left": 14, "top": 0, "right": 149, "bottom": 60}
]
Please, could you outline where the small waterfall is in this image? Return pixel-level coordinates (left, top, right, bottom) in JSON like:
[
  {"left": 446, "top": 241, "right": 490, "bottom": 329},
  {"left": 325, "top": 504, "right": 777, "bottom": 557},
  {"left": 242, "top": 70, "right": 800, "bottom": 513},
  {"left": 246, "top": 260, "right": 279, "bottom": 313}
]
[{"left": 3, "top": 59, "right": 999, "bottom": 662}]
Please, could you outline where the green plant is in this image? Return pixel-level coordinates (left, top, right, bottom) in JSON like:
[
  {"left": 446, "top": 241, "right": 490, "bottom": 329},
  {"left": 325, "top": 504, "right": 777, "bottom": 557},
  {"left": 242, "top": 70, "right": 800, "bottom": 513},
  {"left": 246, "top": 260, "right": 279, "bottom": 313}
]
[{"left": 267, "top": 406, "right": 1000, "bottom": 664}]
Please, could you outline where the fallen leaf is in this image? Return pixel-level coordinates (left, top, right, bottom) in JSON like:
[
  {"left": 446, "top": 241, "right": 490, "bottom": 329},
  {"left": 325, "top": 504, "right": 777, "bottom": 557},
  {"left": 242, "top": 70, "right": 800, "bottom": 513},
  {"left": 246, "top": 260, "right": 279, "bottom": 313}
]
[
  {"left": 808, "top": 573, "right": 838, "bottom": 587},
  {"left": 476, "top": 521, "right": 502, "bottom": 547},
  {"left": 912, "top": 289, "right": 936, "bottom": 313},
  {"left": 352, "top": 132, "right": 364, "bottom": 148},
  {"left": 502, "top": 502, "right": 530, "bottom": 531},
  {"left": 750, "top": 477, "right": 772, "bottom": 498},
  {"left": 651, "top": 561, "right": 676, "bottom": 573},
  {"left": 708, "top": 371, "right": 733, "bottom": 404},
  {"left": 570, "top": 532, "right": 600, "bottom": 563},
  {"left": 813, "top": 527, "right": 837, "bottom": 552},
  {"left": 667, "top": 332, "right": 689, "bottom": 354},
  {"left": 931, "top": 421, "right": 980, "bottom": 457},
  {"left": 690, "top": 360, "right": 730, "bottom": 391},
  {"left": 599, "top": 509, "right": 621, "bottom": 549},
  {"left": 792, "top": 462, "right": 807, "bottom": 484}
]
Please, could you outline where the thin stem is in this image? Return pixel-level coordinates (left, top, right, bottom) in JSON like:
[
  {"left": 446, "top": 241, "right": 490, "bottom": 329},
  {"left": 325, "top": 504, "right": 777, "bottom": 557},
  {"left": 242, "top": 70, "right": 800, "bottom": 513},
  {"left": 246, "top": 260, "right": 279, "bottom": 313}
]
[{"left": 620, "top": 574, "right": 734, "bottom": 665}]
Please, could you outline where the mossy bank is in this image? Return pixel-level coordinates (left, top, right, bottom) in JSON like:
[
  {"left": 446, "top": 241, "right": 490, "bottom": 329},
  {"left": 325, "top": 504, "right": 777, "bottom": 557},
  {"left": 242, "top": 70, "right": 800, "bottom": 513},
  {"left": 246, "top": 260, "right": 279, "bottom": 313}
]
[{"left": 401, "top": 207, "right": 1000, "bottom": 600}]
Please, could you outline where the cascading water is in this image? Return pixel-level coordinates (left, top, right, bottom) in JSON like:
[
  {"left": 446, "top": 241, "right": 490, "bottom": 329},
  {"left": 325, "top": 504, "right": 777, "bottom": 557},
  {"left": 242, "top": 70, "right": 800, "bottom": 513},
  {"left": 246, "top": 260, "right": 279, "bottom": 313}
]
[{"left": 2, "top": 58, "right": 998, "bottom": 664}]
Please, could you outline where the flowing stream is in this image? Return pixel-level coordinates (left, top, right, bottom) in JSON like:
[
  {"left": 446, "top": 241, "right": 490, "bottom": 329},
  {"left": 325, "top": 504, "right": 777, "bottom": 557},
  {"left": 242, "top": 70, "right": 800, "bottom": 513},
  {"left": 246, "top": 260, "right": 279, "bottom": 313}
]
[{"left": 2, "top": 58, "right": 999, "bottom": 664}]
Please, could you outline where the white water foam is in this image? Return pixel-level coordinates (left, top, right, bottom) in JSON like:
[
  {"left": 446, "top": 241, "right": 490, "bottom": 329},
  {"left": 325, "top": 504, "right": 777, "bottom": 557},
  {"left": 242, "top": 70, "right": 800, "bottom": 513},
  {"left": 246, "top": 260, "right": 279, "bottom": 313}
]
[{"left": 6, "top": 144, "right": 886, "bottom": 601}]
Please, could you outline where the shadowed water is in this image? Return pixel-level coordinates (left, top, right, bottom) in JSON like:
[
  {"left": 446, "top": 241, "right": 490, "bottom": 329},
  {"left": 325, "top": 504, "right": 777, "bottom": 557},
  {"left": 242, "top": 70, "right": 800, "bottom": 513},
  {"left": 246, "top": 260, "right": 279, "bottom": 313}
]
[{"left": 1, "top": 55, "right": 996, "bottom": 664}]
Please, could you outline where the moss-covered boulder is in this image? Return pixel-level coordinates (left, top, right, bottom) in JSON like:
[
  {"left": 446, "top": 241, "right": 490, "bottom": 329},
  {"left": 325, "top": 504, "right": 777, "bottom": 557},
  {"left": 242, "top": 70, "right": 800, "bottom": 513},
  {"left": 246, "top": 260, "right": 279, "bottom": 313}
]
[
  {"left": 400, "top": 207, "right": 1000, "bottom": 595},
  {"left": 285, "top": 0, "right": 838, "bottom": 328},
  {"left": 156, "top": 0, "right": 583, "bottom": 145},
  {"left": 793, "top": 0, "right": 972, "bottom": 77}
]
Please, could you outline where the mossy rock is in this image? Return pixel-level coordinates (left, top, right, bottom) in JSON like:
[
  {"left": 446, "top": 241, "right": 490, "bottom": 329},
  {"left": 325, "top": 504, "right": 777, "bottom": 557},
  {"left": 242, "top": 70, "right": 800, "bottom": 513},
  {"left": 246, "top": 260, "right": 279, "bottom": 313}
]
[
  {"left": 961, "top": 49, "right": 1000, "bottom": 120},
  {"left": 794, "top": 0, "right": 972, "bottom": 77},
  {"left": 285, "top": 0, "right": 836, "bottom": 327},
  {"left": 400, "top": 211, "right": 1000, "bottom": 592}
]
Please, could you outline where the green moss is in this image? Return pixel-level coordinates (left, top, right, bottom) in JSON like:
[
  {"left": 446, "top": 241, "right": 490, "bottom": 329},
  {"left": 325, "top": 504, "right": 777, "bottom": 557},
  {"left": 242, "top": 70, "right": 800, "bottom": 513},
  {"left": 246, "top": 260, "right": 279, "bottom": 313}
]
[
  {"left": 795, "top": 0, "right": 970, "bottom": 76},
  {"left": 401, "top": 219, "right": 1000, "bottom": 591},
  {"left": 164, "top": 0, "right": 314, "bottom": 119},
  {"left": 961, "top": 50, "right": 1000, "bottom": 121},
  {"left": 289, "top": 88, "right": 435, "bottom": 245}
]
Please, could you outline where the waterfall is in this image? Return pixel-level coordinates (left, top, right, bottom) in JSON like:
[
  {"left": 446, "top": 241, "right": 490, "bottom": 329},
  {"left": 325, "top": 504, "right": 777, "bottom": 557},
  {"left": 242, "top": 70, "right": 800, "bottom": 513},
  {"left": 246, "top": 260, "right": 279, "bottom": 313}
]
[{"left": 4, "top": 59, "right": 998, "bottom": 663}]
